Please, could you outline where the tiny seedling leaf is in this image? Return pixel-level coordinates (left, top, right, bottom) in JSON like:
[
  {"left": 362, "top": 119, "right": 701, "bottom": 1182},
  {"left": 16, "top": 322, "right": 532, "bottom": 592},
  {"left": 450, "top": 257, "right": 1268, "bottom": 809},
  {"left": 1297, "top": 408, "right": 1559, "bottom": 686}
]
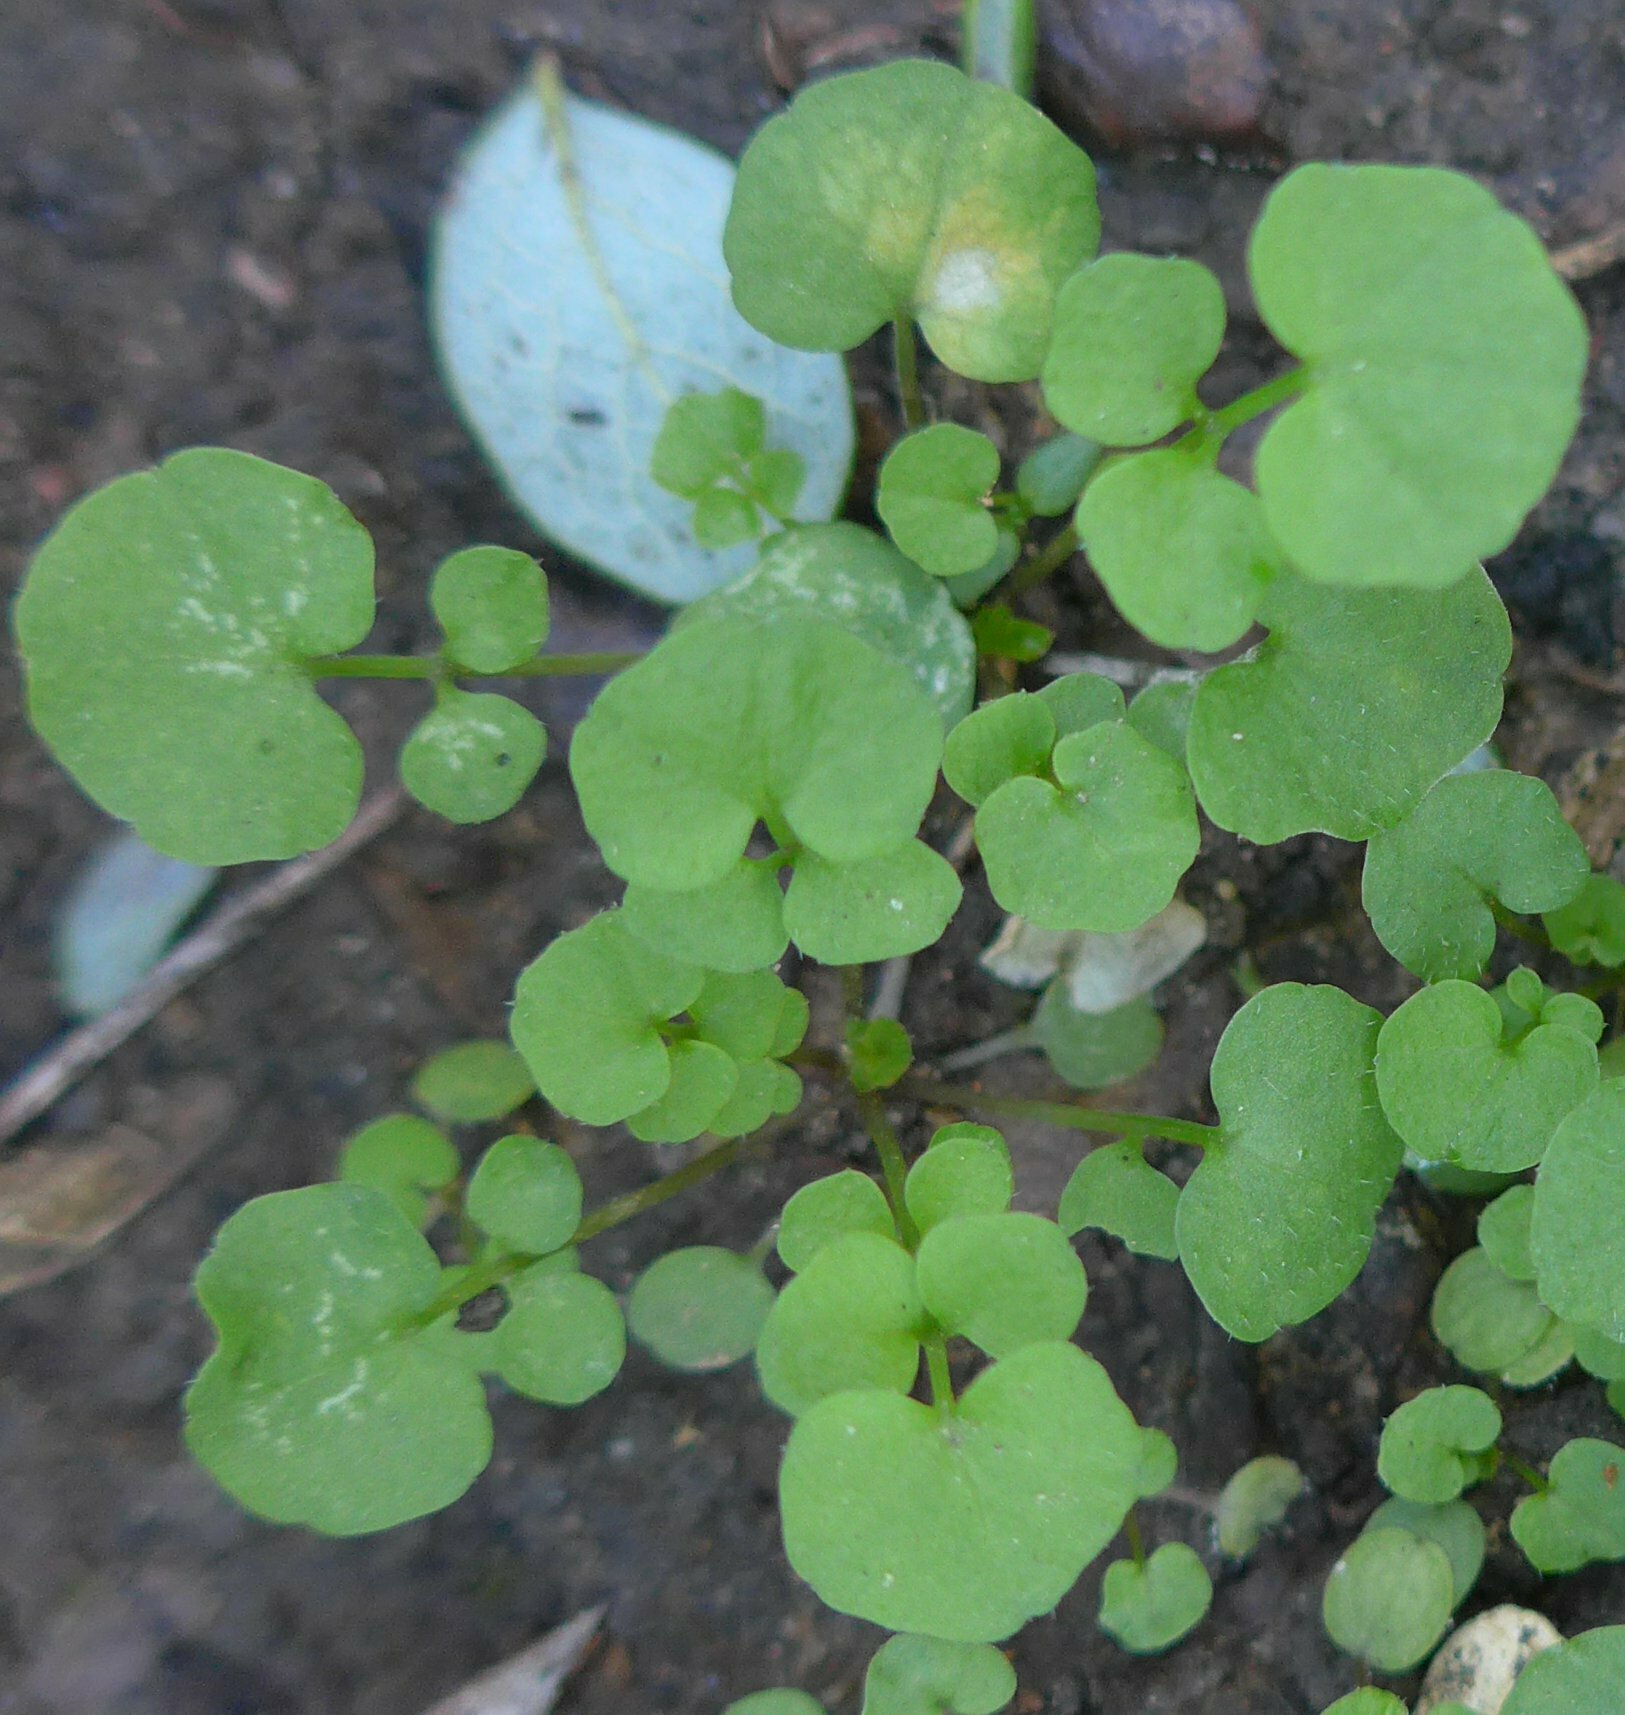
[
  {"left": 624, "top": 1039, "right": 738, "bottom": 1144},
  {"left": 1097, "top": 1542, "right": 1212, "bottom": 1655},
  {"left": 971, "top": 604, "right": 1053, "bottom": 663},
  {"left": 1249, "top": 163, "right": 1587, "bottom": 588},
  {"left": 755, "top": 1231, "right": 923, "bottom": 1415},
  {"left": 1058, "top": 1141, "right": 1179, "bottom": 1260},
  {"left": 1544, "top": 875, "right": 1625, "bottom": 967},
  {"left": 779, "top": 1341, "right": 1142, "bottom": 1642},
  {"left": 1077, "top": 451, "right": 1278, "bottom": 653},
  {"left": 725, "top": 59, "right": 1099, "bottom": 382},
  {"left": 1532, "top": 1082, "right": 1625, "bottom": 1342},
  {"left": 1043, "top": 253, "right": 1225, "bottom": 445},
  {"left": 905, "top": 1125, "right": 1014, "bottom": 1233},
  {"left": 1431, "top": 1246, "right": 1556, "bottom": 1374},
  {"left": 1215, "top": 1455, "right": 1304, "bottom": 1558},
  {"left": 433, "top": 76, "right": 851, "bottom": 604},
  {"left": 184, "top": 1184, "right": 492, "bottom": 1534},
  {"left": 492, "top": 1268, "right": 625, "bottom": 1405},
  {"left": 877, "top": 425, "right": 1002, "bottom": 579},
  {"left": 859, "top": 1634, "right": 1016, "bottom": 1715},
  {"left": 412, "top": 1040, "right": 537, "bottom": 1124},
  {"left": 1177, "top": 984, "right": 1402, "bottom": 1341},
  {"left": 465, "top": 1135, "right": 582, "bottom": 1255},
  {"left": 1017, "top": 433, "right": 1100, "bottom": 517},
  {"left": 1135, "top": 1428, "right": 1180, "bottom": 1499},
  {"left": 847, "top": 1018, "right": 914, "bottom": 1093},
  {"left": 1186, "top": 568, "right": 1510, "bottom": 844},
  {"left": 399, "top": 689, "right": 546, "bottom": 825},
  {"left": 724, "top": 1695, "right": 824, "bottom": 1715},
  {"left": 429, "top": 546, "right": 549, "bottom": 674},
  {"left": 1033, "top": 987, "right": 1163, "bottom": 1093},
  {"left": 1375, "top": 979, "right": 1599, "bottom": 1173},
  {"left": 1319, "top": 1697, "right": 1407, "bottom": 1715},
  {"left": 915, "top": 1212, "right": 1087, "bottom": 1358},
  {"left": 1363, "top": 1497, "right": 1485, "bottom": 1605},
  {"left": 778, "top": 1172, "right": 896, "bottom": 1273},
  {"left": 337, "top": 1114, "right": 459, "bottom": 1226},
  {"left": 1509, "top": 1439, "right": 1625, "bottom": 1572},
  {"left": 1362, "top": 772, "right": 1589, "bottom": 981},
  {"left": 627, "top": 1247, "right": 775, "bottom": 1372},
  {"left": 942, "top": 692, "right": 1057, "bottom": 808},
  {"left": 1377, "top": 1386, "right": 1501, "bottom": 1505},
  {"left": 1478, "top": 1184, "right": 1537, "bottom": 1281},
  {"left": 1322, "top": 1526, "right": 1455, "bottom": 1673},
  {"left": 16, "top": 449, "right": 374, "bottom": 864}
]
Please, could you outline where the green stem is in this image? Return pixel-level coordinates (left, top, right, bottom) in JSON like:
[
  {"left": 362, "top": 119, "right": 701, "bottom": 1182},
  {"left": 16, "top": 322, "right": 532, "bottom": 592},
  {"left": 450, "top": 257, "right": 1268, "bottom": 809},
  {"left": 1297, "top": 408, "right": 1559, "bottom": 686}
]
[
  {"left": 925, "top": 1336, "right": 956, "bottom": 1414},
  {"left": 893, "top": 318, "right": 925, "bottom": 432},
  {"left": 894, "top": 1073, "right": 1219, "bottom": 1149},
  {"left": 843, "top": 965, "right": 922, "bottom": 1247},
  {"left": 1124, "top": 1505, "right": 1147, "bottom": 1569},
  {"left": 1007, "top": 522, "right": 1079, "bottom": 595},
  {"left": 1201, "top": 367, "right": 1307, "bottom": 442},
  {"left": 310, "top": 650, "right": 642, "bottom": 681},
  {"left": 1490, "top": 898, "right": 1552, "bottom": 950},
  {"left": 1503, "top": 1450, "right": 1551, "bottom": 1494}
]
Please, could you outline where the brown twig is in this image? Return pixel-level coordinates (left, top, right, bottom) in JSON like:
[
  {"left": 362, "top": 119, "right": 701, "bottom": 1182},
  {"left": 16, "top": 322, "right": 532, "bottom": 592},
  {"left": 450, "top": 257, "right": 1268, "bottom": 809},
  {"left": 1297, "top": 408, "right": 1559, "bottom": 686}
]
[
  {"left": 0, "top": 789, "right": 406, "bottom": 1149},
  {"left": 1551, "top": 221, "right": 1625, "bottom": 283}
]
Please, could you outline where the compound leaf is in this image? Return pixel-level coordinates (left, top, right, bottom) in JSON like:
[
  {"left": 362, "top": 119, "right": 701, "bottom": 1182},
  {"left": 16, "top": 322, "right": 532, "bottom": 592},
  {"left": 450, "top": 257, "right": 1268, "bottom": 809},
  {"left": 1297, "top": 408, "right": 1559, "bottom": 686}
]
[
  {"left": 877, "top": 425, "right": 1002, "bottom": 578},
  {"left": 16, "top": 449, "right": 373, "bottom": 865},
  {"left": 1509, "top": 1439, "right": 1625, "bottom": 1572},
  {"left": 1177, "top": 984, "right": 1401, "bottom": 1341},
  {"left": 1532, "top": 1083, "right": 1625, "bottom": 1342},
  {"left": 1058, "top": 1141, "right": 1179, "bottom": 1260},
  {"left": 413, "top": 1040, "right": 536, "bottom": 1124},
  {"left": 1215, "top": 1455, "right": 1304, "bottom": 1558},
  {"left": 725, "top": 59, "right": 1099, "bottom": 382},
  {"left": 756, "top": 1231, "right": 923, "bottom": 1415},
  {"left": 859, "top": 1635, "right": 1016, "bottom": 1715},
  {"left": 778, "top": 1172, "right": 896, "bottom": 1273},
  {"left": 1186, "top": 568, "right": 1510, "bottom": 844},
  {"left": 465, "top": 1135, "right": 581, "bottom": 1255},
  {"left": 1077, "top": 451, "right": 1278, "bottom": 653},
  {"left": 1375, "top": 979, "right": 1599, "bottom": 1173},
  {"left": 779, "top": 1341, "right": 1142, "bottom": 1641},
  {"left": 627, "top": 1247, "right": 775, "bottom": 1371},
  {"left": 1249, "top": 163, "right": 1587, "bottom": 588},
  {"left": 1322, "top": 1526, "right": 1454, "bottom": 1674},
  {"left": 184, "top": 1184, "right": 491, "bottom": 1534},
  {"left": 492, "top": 1269, "right": 625, "bottom": 1405},
  {"left": 429, "top": 545, "right": 548, "bottom": 674},
  {"left": 400, "top": 689, "right": 546, "bottom": 825},
  {"left": 1377, "top": 1386, "right": 1501, "bottom": 1505},
  {"left": 682, "top": 522, "right": 976, "bottom": 728},
  {"left": 1043, "top": 254, "right": 1224, "bottom": 445},
  {"left": 1362, "top": 772, "right": 1589, "bottom": 981},
  {"left": 1097, "top": 1542, "right": 1212, "bottom": 1655},
  {"left": 915, "top": 1212, "right": 1086, "bottom": 1358}
]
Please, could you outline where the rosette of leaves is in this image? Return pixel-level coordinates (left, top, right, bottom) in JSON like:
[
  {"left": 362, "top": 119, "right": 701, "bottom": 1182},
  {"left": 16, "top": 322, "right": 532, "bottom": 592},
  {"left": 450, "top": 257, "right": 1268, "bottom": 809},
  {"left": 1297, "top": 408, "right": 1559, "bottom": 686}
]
[
  {"left": 724, "top": 59, "right": 1099, "bottom": 382},
  {"left": 651, "top": 386, "right": 807, "bottom": 549},
  {"left": 944, "top": 673, "right": 1199, "bottom": 933},
  {"left": 1247, "top": 163, "right": 1587, "bottom": 589},
  {"left": 510, "top": 913, "right": 807, "bottom": 1142},
  {"left": 571, "top": 614, "right": 961, "bottom": 969}
]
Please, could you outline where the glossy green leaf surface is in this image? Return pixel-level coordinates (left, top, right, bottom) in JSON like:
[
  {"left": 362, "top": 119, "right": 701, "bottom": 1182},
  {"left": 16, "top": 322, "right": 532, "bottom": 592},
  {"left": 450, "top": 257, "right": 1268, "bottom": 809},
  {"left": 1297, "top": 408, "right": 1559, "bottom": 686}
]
[
  {"left": 1375, "top": 979, "right": 1599, "bottom": 1173},
  {"left": 725, "top": 59, "right": 1099, "bottom": 381},
  {"left": 1078, "top": 451, "right": 1277, "bottom": 653},
  {"left": 1321, "top": 1526, "right": 1454, "bottom": 1673},
  {"left": 1532, "top": 1083, "right": 1625, "bottom": 1342},
  {"left": 915, "top": 1212, "right": 1086, "bottom": 1358},
  {"left": 1250, "top": 163, "right": 1587, "bottom": 588},
  {"left": 1362, "top": 772, "right": 1589, "bottom": 981},
  {"left": 779, "top": 1342, "right": 1141, "bottom": 1641},
  {"left": 16, "top": 449, "right": 373, "bottom": 864},
  {"left": 1058, "top": 1141, "right": 1179, "bottom": 1260},
  {"left": 400, "top": 690, "right": 546, "bottom": 825},
  {"left": 1187, "top": 569, "right": 1510, "bottom": 843},
  {"left": 877, "top": 425, "right": 1002, "bottom": 578},
  {"left": 1177, "top": 984, "right": 1401, "bottom": 1341},
  {"left": 465, "top": 1135, "right": 581, "bottom": 1255},
  {"left": 1097, "top": 1542, "right": 1212, "bottom": 1655},
  {"left": 627, "top": 1247, "right": 775, "bottom": 1371},
  {"left": 184, "top": 1185, "right": 491, "bottom": 1534},
  {"left": 1043, "top": 254, "right": 1224, "bottom": 445},
  {"left": 429, "top": 546, "right": 549, "bottom": 673}
]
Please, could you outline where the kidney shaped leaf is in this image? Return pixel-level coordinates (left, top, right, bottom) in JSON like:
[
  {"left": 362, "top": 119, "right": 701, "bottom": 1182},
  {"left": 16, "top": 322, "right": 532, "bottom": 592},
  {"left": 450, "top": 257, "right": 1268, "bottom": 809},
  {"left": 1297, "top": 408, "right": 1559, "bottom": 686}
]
[
  {"left": 1097, "top": 1542, "right": 1212, "bottom": 1655},
  {"left": 1043, "top": 254, "right": 1225, "bottom": 446},
  {"left": 1187, "top": 568, "right": 1511, "bottom": 844},
  {"left": 1363, "top": 772, "right": 1589, "bottom": 981},
  {"left": 1431, "top": 1246, "right": 1557, "bottom": 1375},
  {"left": 465, "top": 1135, "right": 581, "bottom": 1256},
  {"left": 627, "top": 1246, "right": 775, "bottom": 1372},
  {"left": 1532, "top": 1082, "right": 1625, "bottom": 1343},
  {"left": 915, "top": 1212, "right": 1086, "bottom": 1358},
  {"left": 184, "top": 1184, "right": 491, "bottom": 1534},
  {"left": 1058, "top": 1141, "right": 1179, "bottom": 1260},
  {"left": 877, "top": 425, "right": 1002, "bottom": 579},
  {"left": 860, "top": 1635, "right": 1016, "bottom": 1715},
  {"left": 400, "top": 690, "right": 546, "bottom": 825},
  {"left": 1249, "top": 163, "right": 1587, "bottom": 588},
  {"left": 780, "top": 1341, "right": 1142, "bottom": 1641},
  {"left": 429, "top": 545, "right": 549, "bottom": 674},
  {"left": 16, "top": 449, "right": 374, "bottom": 865},
  {"left": 1078, "top": 450, "right": 1279, "bottom": 653},
  {"left": 1377, "top": 1386, "right": 1501, "bottom": 1505},
  {"left": 1510, "top": 1439, "right": 1625, "bottom": 1573},
  {"left": 1376, "top": 979, "right": 1599, "bottom": 1174},
  {"left": 1321, "top": 1526, "right": 1455, "bottom": 1673},
  {"left": 725, "top": 59, "right": 1099, "bottom": 382},
  {"left": 1502, "top": 1626, "right": 1625, "bottom": 1715},
  {"left": 1177, "top": 984, "right": 1402, "bottom": 1341},
  {"left": 492, "top": 1267, "right": 625, "bottom": 1405}
]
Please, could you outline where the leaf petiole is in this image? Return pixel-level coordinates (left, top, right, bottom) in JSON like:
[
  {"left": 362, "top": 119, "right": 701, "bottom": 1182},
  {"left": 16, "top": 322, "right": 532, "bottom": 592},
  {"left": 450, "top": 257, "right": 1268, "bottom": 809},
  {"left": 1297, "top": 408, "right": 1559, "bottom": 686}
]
[
  {"left": 309, "top": 650, "right": 642, "bottom": 681},
  {"left": 893, "top": 317, "right": 925, "bottom": 432},
  {"left": 894, "top": 1073, "right": 1219, "bottom": 1149}
]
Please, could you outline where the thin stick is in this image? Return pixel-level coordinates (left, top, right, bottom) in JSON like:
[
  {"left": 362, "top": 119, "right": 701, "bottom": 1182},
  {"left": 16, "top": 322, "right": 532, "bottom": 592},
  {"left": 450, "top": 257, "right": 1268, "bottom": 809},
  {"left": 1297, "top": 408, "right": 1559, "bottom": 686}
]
[
  {"left": 0, "top": 789, "right": 407, "bottom": 1148},
  {"left": 1551, "top": 221, "right": 1625, "bottom": 282}
]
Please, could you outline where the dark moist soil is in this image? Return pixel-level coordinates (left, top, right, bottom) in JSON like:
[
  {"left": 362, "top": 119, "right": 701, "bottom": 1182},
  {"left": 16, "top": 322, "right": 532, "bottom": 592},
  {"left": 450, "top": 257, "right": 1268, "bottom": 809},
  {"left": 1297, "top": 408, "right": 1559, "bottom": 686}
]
[{"left": 2, "top": 2, "right": 1624, "bottom": 1711}]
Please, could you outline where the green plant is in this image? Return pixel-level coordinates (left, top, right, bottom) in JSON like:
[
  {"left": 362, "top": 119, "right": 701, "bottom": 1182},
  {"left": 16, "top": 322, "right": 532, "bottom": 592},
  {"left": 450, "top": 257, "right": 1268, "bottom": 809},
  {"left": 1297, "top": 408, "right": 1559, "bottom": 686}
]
[{"left": 13, "top": 49, "right": 1620, "bottom": 1709}]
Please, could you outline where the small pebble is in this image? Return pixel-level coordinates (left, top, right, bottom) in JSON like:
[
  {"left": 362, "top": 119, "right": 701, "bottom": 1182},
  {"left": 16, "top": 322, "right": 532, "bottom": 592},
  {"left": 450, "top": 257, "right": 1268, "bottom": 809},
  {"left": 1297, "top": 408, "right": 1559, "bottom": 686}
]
[{"left": 1415, "top": 1605, "right": 1563, "bottom": 1715}]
